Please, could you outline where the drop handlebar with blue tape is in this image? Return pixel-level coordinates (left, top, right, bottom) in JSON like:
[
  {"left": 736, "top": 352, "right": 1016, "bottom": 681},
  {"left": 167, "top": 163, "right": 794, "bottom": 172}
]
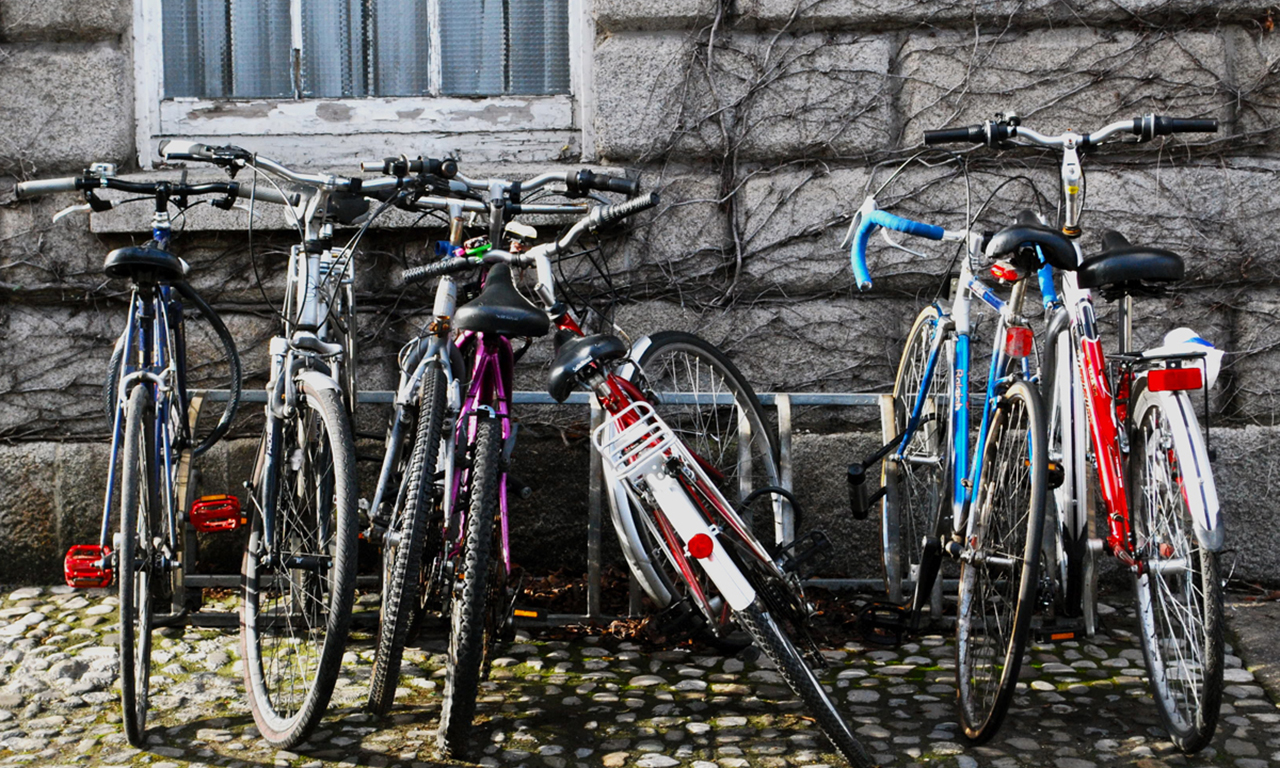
[{"left": 848, "top": 208, "right": 945, "bottom": 290}]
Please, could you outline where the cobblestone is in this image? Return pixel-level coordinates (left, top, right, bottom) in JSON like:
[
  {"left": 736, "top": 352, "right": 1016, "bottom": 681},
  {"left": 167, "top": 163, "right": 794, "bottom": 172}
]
[{"left": 0, "top": 589, "right": 1274, "bottom": 767}]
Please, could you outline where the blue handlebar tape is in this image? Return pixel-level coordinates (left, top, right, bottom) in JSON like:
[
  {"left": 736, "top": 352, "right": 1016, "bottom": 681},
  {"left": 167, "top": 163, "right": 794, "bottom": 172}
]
[{"left": 850, "top": 210, "right": 945, "bottom": 290}]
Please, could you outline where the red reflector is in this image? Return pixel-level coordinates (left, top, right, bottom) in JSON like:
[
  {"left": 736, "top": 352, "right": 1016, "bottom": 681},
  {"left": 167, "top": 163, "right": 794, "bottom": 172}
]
[
  {"left": 1148, "top": 367, "right": 1203, "bottom": 392},
  {"left": 190, "top": 494, "right": 244, "bottom": 532},
  {"left": 1004, "top": 326, "right": 1034, "bottom": 358},
  {"left": 990, "top": 262, "right": 1021, "bottom": 282},
  {"left": 64, "top": 545, "right": 113, "bottom": 589},
  {"left": 687, "top": 533, "right": 715, "bottom": 559}
]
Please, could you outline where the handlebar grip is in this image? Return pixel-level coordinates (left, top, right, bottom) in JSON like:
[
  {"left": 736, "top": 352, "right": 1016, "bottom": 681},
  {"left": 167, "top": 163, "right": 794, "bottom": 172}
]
[
  {"left": 14, "top": 177, "right": 82, "bottom": 199},
  {"left": 1156, "top": 116, "right": 1218, "bottom": 135},
  {"left": 363, "top": 156, "right": 459, "bottom": 179},
  {"left": 575, "top": 169, "right": 640, "bottom": 197},
  {"left": 849, "top": 210, "right": 945, "bottom": 291},
  {"left": 235, "top": 182, "right": 299, "bottom": 207},
  {"left": 596, "top": 191, "right": 659, "bottom": 227},
  {"left": 401, "top": 257, "right": 475, "bottom": 286},
  {"left": 923, "top": 125, "right": 986, "bottom": 145},
  {"left": 158, "top": 139, "right": 216, "bottom": 162}
]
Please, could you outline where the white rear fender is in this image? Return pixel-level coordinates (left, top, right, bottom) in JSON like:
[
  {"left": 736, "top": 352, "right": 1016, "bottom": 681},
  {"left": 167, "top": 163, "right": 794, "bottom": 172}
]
[{"left": 1135, "top": 386, "right": 1222, "bottom": 551}]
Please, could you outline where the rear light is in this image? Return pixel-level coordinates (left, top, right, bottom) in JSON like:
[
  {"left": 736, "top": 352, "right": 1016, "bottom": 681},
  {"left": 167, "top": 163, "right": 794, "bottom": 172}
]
[
  {"left": 1004, "top": 325, "right": 1034, "bottom": 358},
  {"left": 990, "top": 261, "right": 1021, "bottom": 282},
  {"left": 189, "top": 494, "right": 244, "bottom": 532},
  {"left": 1148, "top": 367, "right": 1203, "bottom": 392},
  {"left": 687, "top": 533, "right": 715, "bottom": 559},
  {"left": 64, "top": 545, "right": 112, "bottom": 589}
]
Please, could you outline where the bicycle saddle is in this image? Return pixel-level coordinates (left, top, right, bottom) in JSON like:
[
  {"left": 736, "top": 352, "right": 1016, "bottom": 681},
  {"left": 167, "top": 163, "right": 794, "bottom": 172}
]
[
  {"left": 103, "top": 246, "right": 189, "bottom": 283},
  {"left": 984, "top": 212, "right": 1079, "bottom": 271},
  {"left": 453, "top": 262, "right": 550, "bottom": 338},
  {"left": 1076, "top": 231, "right": 1184, "bottom": 296},
  {"left": 547, "top": 333, "right": 628, "bottom": 403}
]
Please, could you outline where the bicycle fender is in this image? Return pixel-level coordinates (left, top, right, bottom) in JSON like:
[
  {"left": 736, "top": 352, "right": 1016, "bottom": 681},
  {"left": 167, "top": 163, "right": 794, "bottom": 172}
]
[
  {"left": 643, "top": 471, "right": 757, "bottom": 612},
  {"left": 1142, "top": 387, "right": 1223, "bottom": 551},
  {"left": 295, "top": 369, "right": 342, "bottom": 394}
]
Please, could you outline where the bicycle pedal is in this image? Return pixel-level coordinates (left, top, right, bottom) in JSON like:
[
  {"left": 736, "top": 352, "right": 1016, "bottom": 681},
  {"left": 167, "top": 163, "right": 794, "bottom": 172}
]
[
  {"left": 510, "top": 605, "right": 547, "bottom": 625},
  {"left": 1034, "top": 618, "right": 1086, "bottom": 644},
  {"left": 856, "top": 601, "right": 909, "bottom": 647},
  {"left": 64, "top": 545, "right": 113, "bottom": 589},
  {"left": 778, "top": 530, "right": 832, "bottom": 575},
  {"left": 189, "top": 494, "right": 244, "bottom": 533}
]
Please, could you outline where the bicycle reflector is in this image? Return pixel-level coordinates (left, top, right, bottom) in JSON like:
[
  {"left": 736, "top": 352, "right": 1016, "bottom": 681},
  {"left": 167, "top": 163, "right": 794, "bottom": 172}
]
[
  {"left": 189, "top": 494, "right": 244, "bottom": 532},
  {"left": 687, "top": 533, "right": 715, "bottom": 559},
  {"left": 1148, "top": 366, "right": 1203, "bottom": 392},
  {"left": 64, "top": 545, "right": 112, "bottom": 589},
  {"left": 1004, "top": 325, "right": 1034, "bottom": 358},
  {"left": 989, "top": 261, "right": 1021, "bottom": 282}
]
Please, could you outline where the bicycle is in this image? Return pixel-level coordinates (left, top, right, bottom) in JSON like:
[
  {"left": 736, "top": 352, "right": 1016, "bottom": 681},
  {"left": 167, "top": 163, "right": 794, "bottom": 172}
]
[
  {"left": 924, "top": 113, "right": 1225, "bottom": 752},
  {"left": 156, "top": 140, "right": 404, "bottom": 747},
  {"left": 842, "top": 183, "right": 1068, "bottom": 741},
  {"left": 15, "top": 164, "right": 256, "bottom": 745}
]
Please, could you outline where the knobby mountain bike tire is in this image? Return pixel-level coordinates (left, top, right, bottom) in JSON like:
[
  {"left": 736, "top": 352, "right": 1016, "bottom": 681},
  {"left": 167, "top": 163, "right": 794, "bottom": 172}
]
[
  {"left": 1128, "top": 382, "right": 1223, "bottom": 753},
  {"left": 955, "top": 379, "right": 1047, "bottom": 743},
  {"left": 621, "top": 332, "right": 781, "bottom": 629},
  {"left": 436, "top": 414, "right": 503, "bottom": 759},
  {"left": 118, "top": 384, "right": 156, "bottom": 747},
  {"left": 886, "top": 304, "right": 953, "bottom": 620},
  {"left": 368, "top": 362, "right": 448, "bottom": 715},
  {"left": 241, "top": 381, "right": 358, "bottom": 748}
]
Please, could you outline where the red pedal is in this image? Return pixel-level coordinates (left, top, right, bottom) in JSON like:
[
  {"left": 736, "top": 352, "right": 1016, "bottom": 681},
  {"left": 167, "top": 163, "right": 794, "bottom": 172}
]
[
  {"left": 64, "top": 545, "right": 113, "bottom": 589},
  {"left": 189, "top": 494, "right": 244, "bottom": 532}
]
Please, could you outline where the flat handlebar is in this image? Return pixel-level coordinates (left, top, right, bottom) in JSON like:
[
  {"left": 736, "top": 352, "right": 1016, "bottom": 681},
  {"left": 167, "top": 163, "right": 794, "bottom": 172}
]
[{"left": 923, "top": 113, "right": 1217, "bottom": 149}]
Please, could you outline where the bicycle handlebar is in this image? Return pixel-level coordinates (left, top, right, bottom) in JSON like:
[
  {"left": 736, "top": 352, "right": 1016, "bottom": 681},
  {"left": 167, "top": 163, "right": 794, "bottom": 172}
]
[
  {"left": 360, "top": 156, "right": 459, "bottom": 179},
  {"left": 923, "top": 113, "right": 1217, "bottom": 149},
  {"left": 15, "top": 173, "right": 300, "bottom": 207},
  {"left": 847, "top": 204, "right": 945, "bottom": 290}
]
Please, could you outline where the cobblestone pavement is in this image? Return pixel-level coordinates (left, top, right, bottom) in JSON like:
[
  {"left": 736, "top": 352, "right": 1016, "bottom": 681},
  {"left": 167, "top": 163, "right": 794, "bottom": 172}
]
[{"left": 0, "top": 586, "right": 1277, "bottom": 768}]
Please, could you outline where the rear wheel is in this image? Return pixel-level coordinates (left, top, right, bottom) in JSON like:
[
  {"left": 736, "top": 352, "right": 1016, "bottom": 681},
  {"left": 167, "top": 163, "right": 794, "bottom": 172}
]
[
  {"left": 436, "top": 414, "right": 503, "bottom": 759},
  {"left": 1129, "top": 384, "right": 1223, "bottom": 753},
  {"left": 118, "top": 384, "right": 156, "bottom": 747},
  {"left": 368, "top": 362, "right": 447, "bottom": 714},
  {"left": 955, "top": 380, "right": 1046, "bottom": 743},
  {"left": 241, "top": 381, "right": 358, "bottom": 748}
]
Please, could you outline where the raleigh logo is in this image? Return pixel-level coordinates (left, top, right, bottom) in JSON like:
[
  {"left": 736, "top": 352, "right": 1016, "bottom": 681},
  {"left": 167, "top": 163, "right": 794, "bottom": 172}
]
[{"left": 954, "top": 368, "right": 965, "bottom": 411}]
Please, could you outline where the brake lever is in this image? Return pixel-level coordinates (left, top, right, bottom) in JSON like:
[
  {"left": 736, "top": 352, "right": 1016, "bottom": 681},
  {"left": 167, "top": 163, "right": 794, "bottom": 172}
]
[{"left": 52, "top": 203, "right": 94, "bottom": 223}]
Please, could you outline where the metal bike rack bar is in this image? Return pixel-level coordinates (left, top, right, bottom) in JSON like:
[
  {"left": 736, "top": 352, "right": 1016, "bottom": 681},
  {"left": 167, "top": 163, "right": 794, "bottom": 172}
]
[{"left": 183, "top": 389, "right": 891, "bottom": 627}]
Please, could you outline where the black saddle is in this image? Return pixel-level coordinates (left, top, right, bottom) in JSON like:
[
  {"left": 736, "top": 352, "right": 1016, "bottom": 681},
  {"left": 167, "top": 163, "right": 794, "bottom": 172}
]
[
  {"left": 547, "top": 333, "right": 629, "bottom": 403},
  {"left": 453, "top": 263, "right": 550, "bottom": 338},
  {"left": 103, "top": 246, "right": 189, "bottom": 283},
  {"left": 984, "top": 211, "right": 1079, "bottom": 271},
  {"left": 1076, "top": 231, "right": 1184, "bottom": 297}
]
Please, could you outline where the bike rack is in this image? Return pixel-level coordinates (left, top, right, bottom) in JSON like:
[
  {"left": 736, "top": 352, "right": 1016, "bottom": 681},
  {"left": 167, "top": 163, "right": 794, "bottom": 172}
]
[{"left": 176, "top": 389, "right": 892, "bottom": 628}]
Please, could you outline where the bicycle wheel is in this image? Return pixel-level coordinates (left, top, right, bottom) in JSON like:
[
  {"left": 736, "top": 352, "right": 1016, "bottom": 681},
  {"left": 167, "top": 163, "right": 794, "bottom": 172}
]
[
  {"left": 1043, "top": 320, "right": 1089, "bottom": 619},
  {"left": 436, "top": 413, "right": 502, "bottom": 758},
  {"left": 955, "top": 379, "right": 1047, "bottom": 743},
  {"left": 118, "top": 384, "right": 156, "bottom": 747},
  {"left": 1129, "top": 383, "right": 1223, "bottom": 753},
  {"left": 885, "top": 305, "right": 952, "bottom": 610},
  {"left": 241, "top": 380, "right": 358, "bottom": 748},
  {"left": 368, "top": 362, "right": 448, "bottom": 715},
  {"left": 625, "top": 331, "right": 781, "bottom": 614}
]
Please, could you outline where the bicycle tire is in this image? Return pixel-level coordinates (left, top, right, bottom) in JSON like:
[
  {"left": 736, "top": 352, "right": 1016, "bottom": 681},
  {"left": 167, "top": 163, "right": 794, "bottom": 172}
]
[
  {"left": 1129, "top": 383, "right": 1223, "bottom": 753},
  {"left": 436, "top": 414, "right": 503, "bottom": 759},
  {"left": 241, "top": 380, "right": 358, "bottom": 748},
  {"left": 734, "top": 600, "right": 875, "bottom": 768},
  {"left": 368, "top": 362, "right": 447, "bottom": 715},
  {"left": 1043, "top": 319, "right": 1089, "bottom": 619},
  {"left": 885, "top": 305, "right": 952, "bottom": 613},
  {"left": 955, "top": 379, "right": 1047, "bottom": 743},
  {"left": 118, "top": 384, "right": 156, "bottom": 747},
  {"left": 623, "top": 332, "right": 780, "bottom": 617}
]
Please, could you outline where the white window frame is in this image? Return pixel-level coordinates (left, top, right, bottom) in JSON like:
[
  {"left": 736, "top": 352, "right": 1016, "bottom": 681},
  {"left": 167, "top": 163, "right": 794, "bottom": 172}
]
[{"left": 132, "top": 0, "right": 595, "bottom": 169}]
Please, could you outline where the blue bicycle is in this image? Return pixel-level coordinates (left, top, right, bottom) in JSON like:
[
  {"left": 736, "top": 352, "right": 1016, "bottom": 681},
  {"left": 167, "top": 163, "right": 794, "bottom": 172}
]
[
  {"left": 14, "top": 165, "right": 281, "bottom": 745},
  {"left": 843, "top": 193, "right": 1071, "bottom": 742}
]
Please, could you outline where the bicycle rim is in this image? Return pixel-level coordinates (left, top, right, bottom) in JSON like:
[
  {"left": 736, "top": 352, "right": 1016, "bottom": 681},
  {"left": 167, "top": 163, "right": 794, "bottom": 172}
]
[
  {"left": 118, "top": 385, "right": 155, "bottom": 747},
  {"left": 956, "top": 380, "right": 1046, "bottom": 743},
  {"left": 1130, "top": 389, "right": 1223, "bottom": 752},
  {"left": 241, "top": 383, "right": 357, "bottom": 748}
]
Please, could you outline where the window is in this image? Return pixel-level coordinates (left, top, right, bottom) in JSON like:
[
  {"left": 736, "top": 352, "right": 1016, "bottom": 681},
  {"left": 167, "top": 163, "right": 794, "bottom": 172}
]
[{"left": 133, "top": 0, "right": 589, "bottom": 167}]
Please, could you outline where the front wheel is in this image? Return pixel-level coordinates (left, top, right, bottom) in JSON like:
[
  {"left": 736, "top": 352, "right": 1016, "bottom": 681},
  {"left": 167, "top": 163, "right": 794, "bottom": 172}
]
[
  {"left": 734, "top": 600, "right": 875, "bottom": 768},
  {"left": 955, "top": 379, "right": 1047, "bottom": 743},
  {"left": 1129, "top": 384, "right": 1223, "bottom": 753},
  {"left": 118, "top": 384, "right": 156, "bottom": 747},
  {"left": 241, "top": 381, "right": 358, "bottom": 748},
  {"left": 436, "top": 414, "right": 503, "bottom": 759}
]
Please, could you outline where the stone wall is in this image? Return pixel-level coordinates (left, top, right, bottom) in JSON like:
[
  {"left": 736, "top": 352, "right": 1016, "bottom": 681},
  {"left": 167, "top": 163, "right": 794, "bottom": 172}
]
[{"left": 2, "top": 1, "right": 1279, "bottom": 586}]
